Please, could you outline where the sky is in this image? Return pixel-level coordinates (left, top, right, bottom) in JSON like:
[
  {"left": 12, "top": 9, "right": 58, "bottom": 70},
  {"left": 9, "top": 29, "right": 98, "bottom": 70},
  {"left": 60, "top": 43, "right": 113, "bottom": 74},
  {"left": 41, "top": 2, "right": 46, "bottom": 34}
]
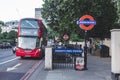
[{"left": 0, "top": 0, "right": 44, "bottom": 22}]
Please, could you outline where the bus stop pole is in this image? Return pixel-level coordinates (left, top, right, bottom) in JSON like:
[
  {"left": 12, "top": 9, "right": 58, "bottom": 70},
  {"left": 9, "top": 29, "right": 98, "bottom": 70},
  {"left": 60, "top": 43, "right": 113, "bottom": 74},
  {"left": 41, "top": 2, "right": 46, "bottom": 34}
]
[{"left": 84, "top": 30, "right": 88, "bottom": 70}]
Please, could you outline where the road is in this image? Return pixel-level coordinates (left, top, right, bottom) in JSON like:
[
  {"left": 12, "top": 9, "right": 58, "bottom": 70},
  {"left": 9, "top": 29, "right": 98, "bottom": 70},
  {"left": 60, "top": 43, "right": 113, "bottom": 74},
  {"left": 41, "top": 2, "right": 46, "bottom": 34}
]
[
  {"left": 0, "top": 49, "right": 42, "bottom": 80},
  {"left": 0, "top": 48, "right": 112, "bottom": 80}
]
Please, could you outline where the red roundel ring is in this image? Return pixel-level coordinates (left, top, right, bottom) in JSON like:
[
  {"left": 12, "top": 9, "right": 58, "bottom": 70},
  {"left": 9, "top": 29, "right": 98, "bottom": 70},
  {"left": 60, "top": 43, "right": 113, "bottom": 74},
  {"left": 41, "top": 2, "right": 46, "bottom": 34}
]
[
  {"left": 79, "top": 15, "right": 95, "bottom": 31},
  {"left": 63, "top": 34, "right": 69, "bottom": 40}
]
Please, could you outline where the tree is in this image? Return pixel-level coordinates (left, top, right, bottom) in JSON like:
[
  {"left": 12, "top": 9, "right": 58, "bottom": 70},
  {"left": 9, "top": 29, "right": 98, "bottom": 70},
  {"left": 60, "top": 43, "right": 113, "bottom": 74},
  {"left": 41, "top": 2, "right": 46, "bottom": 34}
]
[
  {"left": 0, "top": 21, "right": 4, "bottom": 26},
  {"left": 0, "top": 27, "right": 2, "bottom": 34},
  {"left": 47, "top": 27, "right": 59, "bottom": 39},
  {"left": 42, "top": 0, "right": 118, "bottom": 39},
  {"left": 2, "top": 32, "right": 8, "bottom": 39},
  {"left": 7, "top": 30, "right": 17, "bottom": 40},
  {"left": 116, "top": 0, "right": 120, "bottom": 23}
]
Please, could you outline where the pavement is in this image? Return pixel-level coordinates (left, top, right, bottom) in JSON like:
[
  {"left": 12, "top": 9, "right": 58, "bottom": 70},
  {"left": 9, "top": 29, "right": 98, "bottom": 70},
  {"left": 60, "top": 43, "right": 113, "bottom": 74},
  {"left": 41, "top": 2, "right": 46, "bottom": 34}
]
[{"left": 29, "top": 55, "right": 112, "bottom": 80}]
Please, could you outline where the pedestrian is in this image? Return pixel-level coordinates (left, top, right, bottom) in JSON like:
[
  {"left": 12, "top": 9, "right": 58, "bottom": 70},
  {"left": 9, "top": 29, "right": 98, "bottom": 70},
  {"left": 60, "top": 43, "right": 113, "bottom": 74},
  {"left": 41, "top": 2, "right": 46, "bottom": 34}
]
[
  {"left": 79, "top": 44, "right": 83, "bottom": 57},
  {"left": 79, "top": 44, "right": 82, "bottom": 49},
  {"left": 87, "top": 40, "right": 90, "bottom": 54}
]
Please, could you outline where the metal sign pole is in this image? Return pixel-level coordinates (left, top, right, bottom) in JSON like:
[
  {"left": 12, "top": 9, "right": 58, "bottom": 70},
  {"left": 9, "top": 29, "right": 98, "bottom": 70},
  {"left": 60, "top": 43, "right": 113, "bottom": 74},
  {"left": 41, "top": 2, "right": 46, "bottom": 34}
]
[
  {"left": 77, "top": 15, "right": 96, "bottom": 70},
  {"left": 84, "top": 30, "right": 88, "bottom": 70}
]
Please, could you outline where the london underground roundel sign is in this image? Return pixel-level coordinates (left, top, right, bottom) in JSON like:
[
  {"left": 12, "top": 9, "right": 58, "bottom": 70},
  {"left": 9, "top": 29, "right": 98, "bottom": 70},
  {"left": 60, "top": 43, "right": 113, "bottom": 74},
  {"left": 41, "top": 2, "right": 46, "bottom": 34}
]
[
  {"left": 63, "top": 34, "right": 69, "bottom": 41},
  {"left": 77, "top": 15, "right": 96, "bottom": 31}
]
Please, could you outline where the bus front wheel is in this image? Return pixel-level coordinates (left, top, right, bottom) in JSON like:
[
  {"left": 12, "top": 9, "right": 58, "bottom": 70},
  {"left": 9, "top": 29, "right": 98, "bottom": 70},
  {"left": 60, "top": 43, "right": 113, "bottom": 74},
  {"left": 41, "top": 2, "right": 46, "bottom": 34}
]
[{"left": 21, "top": 56, "right": 25, "bottom": 59}]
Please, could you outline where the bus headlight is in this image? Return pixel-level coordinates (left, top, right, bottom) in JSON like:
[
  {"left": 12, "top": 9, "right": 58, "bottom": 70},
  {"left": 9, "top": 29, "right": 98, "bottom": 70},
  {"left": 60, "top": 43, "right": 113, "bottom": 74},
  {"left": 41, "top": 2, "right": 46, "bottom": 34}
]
[{"left": 38, "top": 49, "right": 41, "bottom": 52}]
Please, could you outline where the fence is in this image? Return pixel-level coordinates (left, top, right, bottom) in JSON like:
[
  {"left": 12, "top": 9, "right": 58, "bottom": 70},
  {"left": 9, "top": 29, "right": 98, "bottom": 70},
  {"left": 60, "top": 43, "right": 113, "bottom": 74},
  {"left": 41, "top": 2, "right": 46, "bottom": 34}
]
[{"left": 52, "top": 44, "right": 84, "bottom": 70}]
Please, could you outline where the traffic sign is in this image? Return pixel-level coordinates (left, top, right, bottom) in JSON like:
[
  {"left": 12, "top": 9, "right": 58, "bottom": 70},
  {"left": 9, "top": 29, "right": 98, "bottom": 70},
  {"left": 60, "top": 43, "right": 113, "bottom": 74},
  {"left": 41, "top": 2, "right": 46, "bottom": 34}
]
[
  {"left": 77, "top": 15, "right": 96, "bottom": 31},
  {"left": 75, "top": 57, "right": 84, "bottom": 70},
  {"left": 63, "top": 34, "right": 69, "bottom": 41},
  {"left": 54, "top": 49, "right": 83, "bottom": 54}
]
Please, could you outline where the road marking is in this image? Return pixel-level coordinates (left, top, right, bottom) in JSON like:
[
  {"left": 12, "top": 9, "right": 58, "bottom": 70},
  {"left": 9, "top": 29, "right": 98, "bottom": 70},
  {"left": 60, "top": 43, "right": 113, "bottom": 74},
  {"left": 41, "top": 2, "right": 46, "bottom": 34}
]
[
  {"left": 20, "top": 60, "right": 41, "bottom": 80},
  {"left": 7, "top": 63, "right": 22, "bottom": 71},
  {"left": 0, "top": 57, "right": 19, "bottom": 65}
]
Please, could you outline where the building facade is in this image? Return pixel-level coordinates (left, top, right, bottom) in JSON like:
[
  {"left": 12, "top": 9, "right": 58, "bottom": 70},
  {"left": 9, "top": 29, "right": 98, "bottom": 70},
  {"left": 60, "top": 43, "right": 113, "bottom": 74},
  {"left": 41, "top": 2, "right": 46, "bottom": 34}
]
[
  {"left": 1, "top": 20, "right": 18, "bottom": 33},
  {"left": 35, "top": 8, "right": 42, "bottom": 19},
  {"left": 35, "top": 8, "right": 48, "bottom": 28}
]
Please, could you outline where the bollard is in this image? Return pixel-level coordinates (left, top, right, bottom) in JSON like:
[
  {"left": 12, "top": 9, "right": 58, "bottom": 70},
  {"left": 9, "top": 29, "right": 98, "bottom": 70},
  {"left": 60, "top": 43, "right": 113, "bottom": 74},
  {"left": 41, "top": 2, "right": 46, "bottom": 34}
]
[
  {"left": 111, "top": 29, "right": 120, "bottom": 80},
  {"left": 45, "top": 46, "right": 53, "bottom": 70}
]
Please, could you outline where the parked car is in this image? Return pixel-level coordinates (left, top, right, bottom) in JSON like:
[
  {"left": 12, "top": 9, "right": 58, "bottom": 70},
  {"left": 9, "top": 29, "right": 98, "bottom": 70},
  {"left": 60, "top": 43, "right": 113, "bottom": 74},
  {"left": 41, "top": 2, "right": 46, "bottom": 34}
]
[
  {"left": 0, "top": 43, "right": 2, "bottom": 48},
  {"left": 6, "top": 43, "right": 12, "bottom": 48},
  {"left": 0, "top": 42, "right": 12, "bottom": 49}
]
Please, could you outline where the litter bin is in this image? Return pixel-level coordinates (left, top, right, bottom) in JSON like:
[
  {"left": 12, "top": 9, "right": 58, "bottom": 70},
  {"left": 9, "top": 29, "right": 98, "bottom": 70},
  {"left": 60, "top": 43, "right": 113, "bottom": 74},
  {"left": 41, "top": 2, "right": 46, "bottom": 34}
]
[{"left": 100, "top": 45, "right": 109, "bottom": 57}]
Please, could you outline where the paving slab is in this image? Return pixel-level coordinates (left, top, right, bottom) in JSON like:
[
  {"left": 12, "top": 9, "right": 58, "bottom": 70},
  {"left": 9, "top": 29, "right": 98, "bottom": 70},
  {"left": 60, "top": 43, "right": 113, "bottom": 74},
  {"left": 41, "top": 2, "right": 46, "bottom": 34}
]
[{"left": 29, "top": 55, "right": 112, "bottom": 80}]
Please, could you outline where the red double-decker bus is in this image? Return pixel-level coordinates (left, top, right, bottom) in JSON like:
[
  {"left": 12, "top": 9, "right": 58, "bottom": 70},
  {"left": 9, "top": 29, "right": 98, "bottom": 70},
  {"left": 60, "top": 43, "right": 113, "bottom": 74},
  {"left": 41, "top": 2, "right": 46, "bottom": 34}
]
[{"left": 16, "top": 18, "right": 47, "bottom": 59}]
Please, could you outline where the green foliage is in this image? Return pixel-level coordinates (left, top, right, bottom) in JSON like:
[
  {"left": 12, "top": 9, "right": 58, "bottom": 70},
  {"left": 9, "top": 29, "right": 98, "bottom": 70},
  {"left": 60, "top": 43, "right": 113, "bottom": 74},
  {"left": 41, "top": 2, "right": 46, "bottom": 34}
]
[
  {"left": 0, "top": 21, "right": 4, "bottom": 26},
  {"left": 2, "top": 32, "right": 8, "bottom": 39},
  {"left": 0, "top": 27, "right": 2, "bottom": 33},
  {"left": 70, "top": 34, "right": 79, "bottom": 41},
  {"left": 7, "top": 30, "right": 17, "bottom": 39},
  {"left": 0, "top": 34, "right": 3, "bottom": 39},
  {"left": 0, "top": 30, "right": 17, "bottom": 43},
  {"left": 47, "top": 27, "right": 59, "bottom": 39},
  {"left": 114, "top": 23, "right": 120, "bottom": 29},
  {"left": 117, "top": 0, "right": 120, "bottom": 22},
  {"left": 0, "top": 39, "right": 14, "bottom": 43},
  {"left": 42, "top": 0, "right": 118, "bottom": 39}
]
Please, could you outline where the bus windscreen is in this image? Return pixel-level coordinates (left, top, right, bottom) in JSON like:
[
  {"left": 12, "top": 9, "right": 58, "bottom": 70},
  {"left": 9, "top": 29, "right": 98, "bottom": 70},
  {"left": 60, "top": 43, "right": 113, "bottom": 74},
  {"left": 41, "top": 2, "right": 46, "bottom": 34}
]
[
  {"left": 20, "top": 19, "right": 39, "bottom": 29},
  {"left": 18, "top": 37, "right": 38, "bottom": 50}
]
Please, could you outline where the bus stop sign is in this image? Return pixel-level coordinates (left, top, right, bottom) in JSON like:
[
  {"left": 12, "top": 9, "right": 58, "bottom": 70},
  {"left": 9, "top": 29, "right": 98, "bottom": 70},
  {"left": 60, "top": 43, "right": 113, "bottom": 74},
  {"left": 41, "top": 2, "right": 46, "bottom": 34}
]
[{"left": 77, "top": 15, "right": 96, "bottom": 31}]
